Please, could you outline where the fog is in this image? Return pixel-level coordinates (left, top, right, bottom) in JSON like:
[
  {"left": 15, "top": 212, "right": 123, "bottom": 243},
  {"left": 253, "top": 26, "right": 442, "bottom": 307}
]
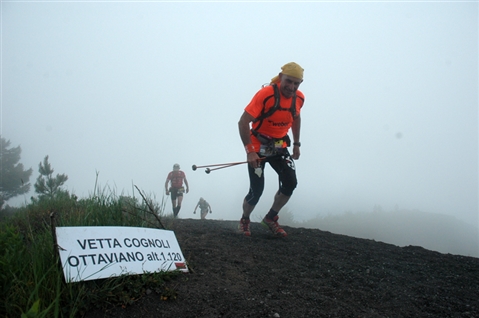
[{"left": 2, "top": 2, "right": 478, "bottom": 248}]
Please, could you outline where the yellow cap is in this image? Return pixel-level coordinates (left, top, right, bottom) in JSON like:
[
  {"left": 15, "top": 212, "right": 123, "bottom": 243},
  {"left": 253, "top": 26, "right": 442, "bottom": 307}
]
[{"left": 271, "top": 62, "right": 304, "bottom": 84}]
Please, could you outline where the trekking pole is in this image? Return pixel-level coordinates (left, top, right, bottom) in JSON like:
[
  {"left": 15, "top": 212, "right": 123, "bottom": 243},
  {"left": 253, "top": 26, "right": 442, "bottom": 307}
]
[
  {"left": 192, "top": 161, "right": 247, "bottom": 171},
  {"left": 204, "top": 162, "right": 247, "bottom": 174},
  {"left": 193, "top": 158, "right": 265, "bottom": 174}
]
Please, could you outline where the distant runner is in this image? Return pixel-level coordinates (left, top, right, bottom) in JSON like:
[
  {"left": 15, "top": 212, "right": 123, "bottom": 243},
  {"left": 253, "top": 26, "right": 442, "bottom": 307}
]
[
  {"left": 193, "top": 197, "right": 212, "bottom": 220},
  {"left": 165, "top": 163, "right": 189, "bottom": 217}
]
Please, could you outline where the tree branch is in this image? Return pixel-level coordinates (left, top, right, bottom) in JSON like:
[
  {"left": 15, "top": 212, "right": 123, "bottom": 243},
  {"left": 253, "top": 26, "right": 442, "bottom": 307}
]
[{"left": 134, "top": 185, "right": 165, "bottom": 229}]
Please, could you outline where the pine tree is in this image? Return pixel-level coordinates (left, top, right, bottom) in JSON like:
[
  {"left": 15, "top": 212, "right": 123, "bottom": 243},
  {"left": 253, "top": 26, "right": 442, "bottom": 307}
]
[
  {"left": 0, "top": 137, "right": 33, "bottom": 209},
  {"left": 34, "top": 156, "right": 68, "bottom": 199}
]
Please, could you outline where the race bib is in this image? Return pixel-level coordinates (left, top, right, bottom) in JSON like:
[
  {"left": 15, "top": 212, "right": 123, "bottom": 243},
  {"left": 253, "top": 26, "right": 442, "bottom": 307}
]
[{"left": 259, "top": 139, "right": 284, "bottom": 157}]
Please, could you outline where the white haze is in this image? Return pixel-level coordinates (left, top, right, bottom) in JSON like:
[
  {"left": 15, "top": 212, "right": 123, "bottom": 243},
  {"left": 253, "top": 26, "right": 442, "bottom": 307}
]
[{"left": 2, "top": 1, "right": 478, "bottom": 248}]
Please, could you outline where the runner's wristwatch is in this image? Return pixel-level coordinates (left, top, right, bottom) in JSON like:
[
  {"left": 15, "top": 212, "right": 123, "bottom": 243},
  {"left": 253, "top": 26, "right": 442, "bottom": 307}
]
[{"left": 293, "top": 142, "right": 301, "bottom": 147}]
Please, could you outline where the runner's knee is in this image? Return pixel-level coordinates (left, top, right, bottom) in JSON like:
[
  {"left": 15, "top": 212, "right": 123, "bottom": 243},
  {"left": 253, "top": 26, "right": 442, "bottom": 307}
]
[
  {"left": 280, "top": 175, "right": 297, "bottom": 196},
  {"left": 280, "top": 183, "right": 296, "bottom": 196},
  {"left": 245, "top": 189, "right": 263, "bottom": 206}
]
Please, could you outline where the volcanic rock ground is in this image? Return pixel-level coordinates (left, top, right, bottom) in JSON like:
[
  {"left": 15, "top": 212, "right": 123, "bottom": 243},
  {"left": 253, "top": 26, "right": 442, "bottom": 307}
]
[{"left": 85, "top": 218, "right": 479, "bottom": 318}]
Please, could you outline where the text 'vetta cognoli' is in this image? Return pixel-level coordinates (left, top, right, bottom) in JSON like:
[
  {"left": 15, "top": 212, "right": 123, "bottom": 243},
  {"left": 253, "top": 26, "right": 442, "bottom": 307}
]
[{"left": 66, "top": 237, "right": 179, "bottom": 267}]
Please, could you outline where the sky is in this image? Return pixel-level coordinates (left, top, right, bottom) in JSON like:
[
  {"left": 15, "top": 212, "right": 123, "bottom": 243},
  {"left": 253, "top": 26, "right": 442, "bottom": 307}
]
[{"left": 1, "top": 1, "right": 477, "bottom": 229}]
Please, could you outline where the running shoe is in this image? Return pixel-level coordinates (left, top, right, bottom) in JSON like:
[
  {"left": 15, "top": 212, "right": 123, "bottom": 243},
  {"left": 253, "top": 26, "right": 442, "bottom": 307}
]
[
  {"left": 262, "top": 215, "right": 287, "bottom": 237},
  {"left": 238, "top": 218, "right": 251, "bottom": 236}
]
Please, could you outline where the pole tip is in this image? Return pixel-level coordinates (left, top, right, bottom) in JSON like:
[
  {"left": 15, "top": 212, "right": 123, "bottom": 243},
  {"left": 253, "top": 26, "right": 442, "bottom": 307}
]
[
  {"left": 192, "top": 165, "right": 197, "bottom": 171},
  {"left": 205, "top": 168, "right": 211, "bottom": 174}
]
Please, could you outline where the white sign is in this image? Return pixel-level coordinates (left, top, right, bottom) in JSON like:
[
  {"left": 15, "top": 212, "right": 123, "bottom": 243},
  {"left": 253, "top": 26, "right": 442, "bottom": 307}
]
[{"left": 56, "top": 226, "right": 188, "bottom": 282}]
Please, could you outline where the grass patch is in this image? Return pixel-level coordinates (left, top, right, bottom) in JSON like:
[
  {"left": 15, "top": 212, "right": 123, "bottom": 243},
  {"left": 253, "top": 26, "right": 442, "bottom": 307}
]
[{"left": 0, "top": 187, "right": 179, "bottom": 317}]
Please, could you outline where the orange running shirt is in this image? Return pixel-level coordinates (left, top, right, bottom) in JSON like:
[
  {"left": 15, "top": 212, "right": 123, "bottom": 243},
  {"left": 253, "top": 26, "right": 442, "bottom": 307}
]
[{"left": 245, "top": 84, "right": 305, "bottom": 150}]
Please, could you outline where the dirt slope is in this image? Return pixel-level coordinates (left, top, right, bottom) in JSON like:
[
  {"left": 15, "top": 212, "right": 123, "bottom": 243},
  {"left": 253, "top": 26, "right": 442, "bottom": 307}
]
[{"left": 85, "top": 218, "right": 479, "bottom": 318}]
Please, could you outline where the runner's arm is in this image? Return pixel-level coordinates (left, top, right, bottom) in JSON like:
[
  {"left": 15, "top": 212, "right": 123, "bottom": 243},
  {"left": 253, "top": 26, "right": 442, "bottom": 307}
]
[
  {"left": 164, "top": 176, "right": 170, "bottom": 193},
  {"left": 184, "top": 177, "right": 189, "bottom": 193},
  {"left": 238, "top": 111, "right": 261, "bottom": 168},
  {"left": 291, "top": 114, "right": 301, "bottom": 160}
]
